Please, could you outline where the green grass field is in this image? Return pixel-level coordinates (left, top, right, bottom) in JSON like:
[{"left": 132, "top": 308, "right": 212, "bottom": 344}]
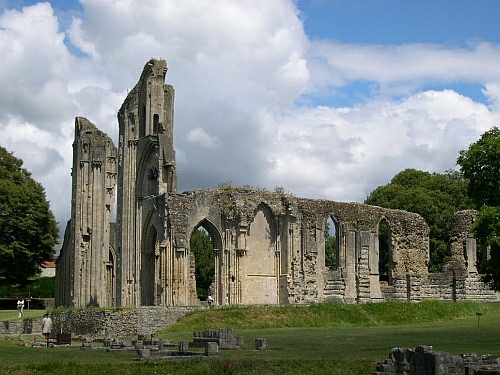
[{"left": 1, "top": 301, "right": 499, "bottom": 374}]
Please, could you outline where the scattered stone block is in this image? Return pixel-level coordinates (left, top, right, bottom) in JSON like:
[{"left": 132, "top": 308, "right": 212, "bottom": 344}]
[
  {"left": 151, "top": 333, "right": 159, "bottom": 345},
  {"left": 178, "top": 341, "right": 189, "bottom": 352},
  {"left": 374, "top": 346, "right": 500, "bottom": 375},
  {"left": 138, "top": 348, "right": 150, "bottom": 359},
  {"left": 255, "top": 338, "right": 267, "bottom": 351},
  {"left": 81, "top": 337, "right": 91, "bottom": 349},
  {"left": 205, "top": 342, "right": 219, "bottom": 357}
]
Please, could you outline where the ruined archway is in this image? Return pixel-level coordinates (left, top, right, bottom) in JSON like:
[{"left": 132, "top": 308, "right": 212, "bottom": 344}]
[
  {"left": 189, "top": 218, "right": 222, "bottom": 305},
  {"left": 106, "top": 246, "right": 116, "bottom": 306},
  {"left": 325, "top": 216, "right": 339, "bottom": 270},
  {"left": 190, "top": 225, "right": 215, "bottom": 302},
  {"left": 242, "top": 204, "right": 278, "bottom": 304},
  {"left": 378, "top": 218, "right": 392, "bottom": 284},
  {"left": 141, "top": 224, "right": 158, "bottom": 306}
]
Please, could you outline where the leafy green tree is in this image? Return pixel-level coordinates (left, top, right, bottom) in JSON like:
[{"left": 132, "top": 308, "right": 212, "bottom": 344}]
[
  {"left": 0, "top": 146, "right": 58, "bottom": 287},
  {"left": 190, "top": 227, "right": 215, "bottom": 300},
  {"left": 365, "top": 168, "right": 472, "bottom": 272},
  {"left": 458, "top": 127, "right": 500, "bottom": 291},
  {"left": 457, "top": 126, "right": 500, "bottom": 208},
  {"left": 0, "top": 276, "right": 55, "bottom": 298}
]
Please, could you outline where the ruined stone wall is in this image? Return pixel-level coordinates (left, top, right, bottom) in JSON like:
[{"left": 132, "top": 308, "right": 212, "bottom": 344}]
[
  {"left": 1, "top": 308, "right": 193, "bottom": 338},
  {"left": 444, "top": 210, "right": 479, "bottom": 276},
  {"left": 381, "top": 274, "right": 498, "bottom": 303},
  {"left": 57, "top": 59, "right": 499, "bottom": 309}
]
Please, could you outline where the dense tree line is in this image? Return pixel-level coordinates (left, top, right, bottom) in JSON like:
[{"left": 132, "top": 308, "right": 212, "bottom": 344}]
[{"left": 365, "top": 168, "right": 473, "bottom": 272}]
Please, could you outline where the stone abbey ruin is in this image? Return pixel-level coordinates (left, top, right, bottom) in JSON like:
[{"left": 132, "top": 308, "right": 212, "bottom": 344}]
[{"left": 55, "top": 59, "right": 499, "bottom": 308}]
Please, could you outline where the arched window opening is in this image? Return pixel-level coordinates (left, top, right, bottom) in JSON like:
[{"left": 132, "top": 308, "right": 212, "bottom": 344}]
[
  {"left": 106, "top": 249, "right": 115, "bottom": 306},
  {"left": 325, "top": 216, "right": 338, "bottom": 270},
  {"left": 378, "top": 219, "right": 391, "bottom": 283},
  {"left": 153, "top": 114, "right": 159, "bottom": 134},
  {"left": 141, "top": 225, "right": 157, "bottom": 306},
  {"left": 140, "top": 105, "right": 146, "bottom": 138},
  {"left": 190, "top": 226, "right": 215, "bottom": 301}
]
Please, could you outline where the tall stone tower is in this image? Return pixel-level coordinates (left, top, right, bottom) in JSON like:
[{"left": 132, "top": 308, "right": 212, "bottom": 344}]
[
  {"left": 55, "top": 117, "right": 117, "bottom": 307},
  {"left": 116, "top": 59, "right": 177, "bottom": 306}
]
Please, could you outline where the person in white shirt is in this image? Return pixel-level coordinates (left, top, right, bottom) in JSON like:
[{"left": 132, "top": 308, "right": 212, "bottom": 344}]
[{"left": 17, "top": 298, "right": 24, "bottom": 318}]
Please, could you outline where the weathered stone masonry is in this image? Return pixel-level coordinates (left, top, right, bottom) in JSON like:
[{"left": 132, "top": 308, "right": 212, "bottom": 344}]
[
  {"left": 55, "top": 59, "right": 499, "bottom": 309},
  {"left": 0, "top": 307, "right": 192, "bottom": 339}
]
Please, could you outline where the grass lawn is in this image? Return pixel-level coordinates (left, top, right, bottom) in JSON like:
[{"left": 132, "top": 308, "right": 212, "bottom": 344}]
[
  {"left": 1, "top": 301, "right": 499, "bottom": 374},
  {"left": 0, "top": 309, "right": 45, "bottom": 321}
]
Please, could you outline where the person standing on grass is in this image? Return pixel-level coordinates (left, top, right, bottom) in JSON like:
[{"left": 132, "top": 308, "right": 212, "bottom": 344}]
[
  {"left": 17, "top": 298, "right": 24, "bottom": 318},
  {"left": 42, "top": 313, "right": 52, "bottom": 341}
]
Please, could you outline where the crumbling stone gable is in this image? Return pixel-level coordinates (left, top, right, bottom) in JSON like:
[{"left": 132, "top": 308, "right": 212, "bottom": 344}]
[{"left": 55, "top": 59, "right": 498, "bottom": 309}]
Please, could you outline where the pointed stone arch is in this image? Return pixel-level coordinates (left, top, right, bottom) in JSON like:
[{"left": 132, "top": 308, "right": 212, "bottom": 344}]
[
  {"left": 189, "top": 218, "right": 222, "bottom": 303},
  {"left": 141, "top": 224, "right": 158, "bottom": 306},
  {"left": 242, "top": 203, "right": 278, "bottom": 304},
  {"left": 106, "top": 244, "right": 116, "bottom": 306},
  {"left": 140, "top": 208, "right": 165, "bottom": 306},
  {"left": 325, "top": 215, "right": 340, "bottom": 270},
  {"left": 377, "top": 217, "right": 393, "bottom": 284},
  {"left": 137, "top": 139, "right": 159, "bottom": 199}
]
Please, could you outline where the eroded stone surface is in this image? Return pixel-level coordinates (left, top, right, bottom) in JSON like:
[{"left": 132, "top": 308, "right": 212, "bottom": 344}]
[{"left": 55, "top": 59, "right": 498, "bottom": 309}]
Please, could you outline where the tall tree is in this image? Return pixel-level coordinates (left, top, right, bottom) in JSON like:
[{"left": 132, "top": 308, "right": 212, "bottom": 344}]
[
  {"left": 365, "top": 168, "right": 472, "bottom": 272},
  {"left": 457, "top": 126, "right": 500, "bottom": 208},
  {"left": 0, "top": 146, "right": 59, "bottom": 287},
  {"left": 457, "top": 127, "right": 500, "bottom": 291}
]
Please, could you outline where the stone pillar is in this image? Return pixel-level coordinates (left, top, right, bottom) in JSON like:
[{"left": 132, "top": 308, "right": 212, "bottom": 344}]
[
  {"left": 178, "top": 341, "right": 189, "bottom": 352},
  {"left": 255, "top": 338, "right": 267, "bottom": 350}
]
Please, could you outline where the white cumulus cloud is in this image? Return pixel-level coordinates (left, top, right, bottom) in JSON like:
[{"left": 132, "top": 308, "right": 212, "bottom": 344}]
[{"left": 0, "top": 0, "right": 500, "bottom": 235}]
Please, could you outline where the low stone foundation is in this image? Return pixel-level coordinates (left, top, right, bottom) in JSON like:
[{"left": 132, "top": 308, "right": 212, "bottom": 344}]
[
  {"left": 1, "top": 307, "right": 193, "bottom": 338},
  {"left": 374, "top": 345, "right": 500, "bottom": 374}
]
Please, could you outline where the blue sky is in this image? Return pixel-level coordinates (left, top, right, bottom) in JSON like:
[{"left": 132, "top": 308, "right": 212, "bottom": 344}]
[
  {"left": 300, "top": 1, "right": 500, "bottom": 44},
  {"left": 1, "top": 0, "right": 500, "bottom": 232},
  {"left": 298, "top": 0, "right": 500, "bottom": 106}
]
